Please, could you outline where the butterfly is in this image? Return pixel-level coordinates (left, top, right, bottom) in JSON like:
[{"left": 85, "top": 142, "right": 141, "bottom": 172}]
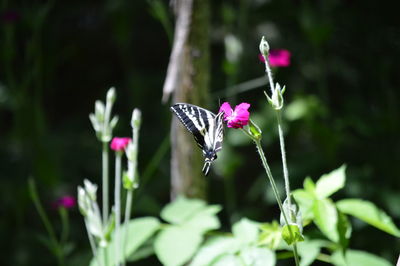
[{"left": 170, "top": 103, "right": 224, "bottom": 176}]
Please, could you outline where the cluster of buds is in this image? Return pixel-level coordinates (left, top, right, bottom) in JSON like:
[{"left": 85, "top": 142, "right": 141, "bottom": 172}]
[
  {"left": 89, "top": 87, "right": 119, "bottom": 142},
  {"left": 78, "top": 179, "right": 114, "bottom": 247}
]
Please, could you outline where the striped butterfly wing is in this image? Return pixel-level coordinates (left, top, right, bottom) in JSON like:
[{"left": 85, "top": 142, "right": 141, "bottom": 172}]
[{"left": 170, "top": 103, "right": 224, "bottom": 175}]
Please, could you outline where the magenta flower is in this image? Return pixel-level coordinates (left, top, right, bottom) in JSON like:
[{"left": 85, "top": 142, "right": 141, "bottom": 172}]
[
  {"left": 268, "top": 49, "right": 291, "bottom": 67},
  {"left": 110, "top": 137, "right": 131, "bottom": 151},
  {"left": 56, "top": 196, "right": 76, "bottom": 209},
  {"left": 219, "top": 102, "right": 251, "bottom": 129}
]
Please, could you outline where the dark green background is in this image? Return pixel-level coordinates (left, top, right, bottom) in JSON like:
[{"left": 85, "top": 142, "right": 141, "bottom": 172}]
[{"left": 1, "top": 0, "right": 399, "bottom": 265}]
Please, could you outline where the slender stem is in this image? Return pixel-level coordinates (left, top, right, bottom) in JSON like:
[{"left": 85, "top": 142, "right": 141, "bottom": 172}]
[
  {"left": 253, "top": 140, "right": 300, "bottom": 266},
  {"left": 264, "top": 56, "right": 275, "bottom": 95},
  {"left": 84, "top": 219, "right": 103, "bottom": 266},
  {"left": 102, "top": 142, "right": 109, "bottom": 225},
  {"left": 115, "top": 153, "right": 122, "bottom": 266},
  {"left": 28, "top": 178, "right": 64, "bottom": 265},
  {"left": 59, "top": 207, "right": 69, "bottom": 245},
  {"left": 122, "top": 189, "right": 133, "bottom": 266},
  {"left": 276, "top": 111, "right": 292, "bottom": 209}
]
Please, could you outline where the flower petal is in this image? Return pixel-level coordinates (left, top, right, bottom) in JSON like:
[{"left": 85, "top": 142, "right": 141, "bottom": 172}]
[{"left": 219, "top": 102, "right": 233, "bottom": 118}]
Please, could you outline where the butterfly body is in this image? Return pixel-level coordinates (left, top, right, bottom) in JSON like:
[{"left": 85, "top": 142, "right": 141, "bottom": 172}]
[{"left": 170, "top": 103, "right": 224, "bottom": 176}]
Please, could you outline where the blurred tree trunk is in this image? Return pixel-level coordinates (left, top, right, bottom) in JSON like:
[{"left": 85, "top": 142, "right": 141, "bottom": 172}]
[{"left": 164, "top": 0, "right": 210, "bottom": 200}]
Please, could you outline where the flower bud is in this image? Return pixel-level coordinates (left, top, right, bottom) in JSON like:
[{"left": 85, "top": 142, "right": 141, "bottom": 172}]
[
  {"left": 95, "top": 101, "right": 105, "bottom": 121},
  {"left": 83, "top": 179, "right": 98, "bottom": 201},
  {"left": 131, "top": 108, "right": 142, "bottom": 128},
  {"left": 259, "top": 36, "right": 270, "bottom": 57},
  {"left": 106, "top": 87, "right": 116, "bottom": 104}
]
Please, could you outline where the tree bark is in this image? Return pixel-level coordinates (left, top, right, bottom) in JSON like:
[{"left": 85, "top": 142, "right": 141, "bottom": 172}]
[{"left": 165, "top": 0, "right": 210, "bottom": 199}]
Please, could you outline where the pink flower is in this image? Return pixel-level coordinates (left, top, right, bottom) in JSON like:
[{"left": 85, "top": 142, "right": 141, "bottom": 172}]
[
  {"left": 268, "top": 49, "right": 291, "bottom": 67},
  {"left": 56, "top": 196, "right": 76, "bottom": 209},
  {"left": 110, "top": 137, "right": 131, "bottom": 151},
  {"left": 219, "top": 102, "right": 251, "bottom": 129}
]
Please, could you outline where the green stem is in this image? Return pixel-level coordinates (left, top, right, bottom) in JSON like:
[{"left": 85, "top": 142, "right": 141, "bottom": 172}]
[
  {"left": 276, "top": 111, "right": 292, "bottom": 209},
  {"left": 253, "top": 140, "right": 300, "bottom": 266},
  {"left": 28, "top": 178, "right": 64, "bottom": 265},
  {"left": 84, "top": 219, "right": 103, "bottom": 266},
  {"left": 115, "top": 153, "right": 122, "bottom": 266},
  {"left": 122, "top": 189, "right": 133, "bottom": 266},
  {"left": 102, "top": 142, "right": 109, "bottom": 225},
  {"left": 59, "top": 207, "right": 69, "bottom": 245}
]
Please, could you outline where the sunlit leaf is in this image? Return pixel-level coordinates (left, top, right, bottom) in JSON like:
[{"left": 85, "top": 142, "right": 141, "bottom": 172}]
[
  {"left": 160, "top": 196, "right": 206, "bottom": 225},
  {"left": 239, "top": 246, "right": 276, "bottom": 266},
  {"left": 297, "top": 240, "right": 325, "bottom": 266},
  {"left": 331, "top": 249, "right": 392, "bottom": 266},
  {"left": 337, "top": 199, "right": 400, "bottom": 237},
  {"left": 190, "top": 236, "right": 241, "bottom": 266},
  {"left": 313, "top": 198, "right": 338, "bottom": 242},
  {"left": 232, "top": 218, "right": 259, "bottom": 245},
  {"left": 154, "top": 225, "right": 202, "bottom": 266},
  {"left": 315, "top": 165, "right": 346, "bottom": 199}
]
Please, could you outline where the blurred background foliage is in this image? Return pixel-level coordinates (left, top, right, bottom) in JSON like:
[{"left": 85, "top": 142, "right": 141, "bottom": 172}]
[{"left": 1, "top": 0, "right": 399, "bottom": 265}]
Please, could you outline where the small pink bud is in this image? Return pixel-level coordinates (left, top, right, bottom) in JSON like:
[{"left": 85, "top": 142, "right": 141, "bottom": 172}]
[
  {"left": 110, "top": 137, "right": 131, "bottom": 151},
  {"left": 56, "top": 196, "right": 76, "bottom": 209}
]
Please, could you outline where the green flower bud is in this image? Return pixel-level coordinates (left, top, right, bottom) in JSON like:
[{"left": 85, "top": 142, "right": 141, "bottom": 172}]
[
  {"left": 131, "top": 108, "right": 142, "bottom": 128},
  {"left": 259, "top": 36, "right": 270, "bottom": 57},
  {"left": 106, "top": 87, "right": 116, "bottom": 104}
]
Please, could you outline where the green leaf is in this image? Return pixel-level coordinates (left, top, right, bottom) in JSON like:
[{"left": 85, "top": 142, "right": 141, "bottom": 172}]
[
  {"left": 154, "top": 225, "right": 202, "bottom": 266},
  {"left": 239, "top": 246, "right": 276, "bottom": 266},
  {"left": 161, "top": 196, "right": 206, "bottom": 225},
  {"left": 89, "top": 217, "right": 160, "bottom": 266},
  {"left": 313, "top": 198, "right": 339, "bottom": 242},
  {"left": 185, "top": 205, "right": 222, "bottom": 234},
  {"left": 303, "top": 177, "right": 316, "bottom": 194},
  {"left": 190, "top": 236, "right": 241, "bottom": 266},
  {"left": 123, "top": 217, "right": 160, "bottom": 258},
  {"left": 281, "top": 224, "right": 304, "bottom": 245},
  {"left": 297, "top": 240, "right": 324, "bottom": 266},
  {"left": 232, "top": 218, "right": 259, "bottom": 245},
  {"left": 315, "top": 165, "right": 346, "bottom": 198},
  {"left": 332, "top": 249, "right": 392, "bottom": 266},
  {"left": 213, "top": 254, "right": 242, "bottom": 266},
  {"left": 293, "top": 189, "right": 315, "bottom": 222},
  {"left": 336, "top": 199, "right": 400, "bottom": 237},
  {"left": 258, "top": 221, "right": 282, "bottom": 249}
]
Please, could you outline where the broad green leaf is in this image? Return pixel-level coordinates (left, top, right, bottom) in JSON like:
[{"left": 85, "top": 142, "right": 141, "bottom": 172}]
[
  {"left": 313, "top": 198, "right": 339, "bottom": 242},
  {"left": 123, "top": 217, "right": 160, "bottom": 258},
  {"left": 213, "top": 254, "right": 242, "bottom": 266},
  {"left": 161, "top": 196, "right": 206, "bottom": 225},
  {"left": 315, "top": 165, "right": 346, "bottom": 198},
  {"left": 185, "top": 205, "right": 222, "bottom": 233},
  {"left": 303, "top": 177, "right": 316, "bottom": 194},
  {"left": 259, "top": 221, "right": 282, "bottom": 249},
  {"left": 190, "top": 236, "right": 241, "bottom": 266},
  {"left": 90, "top": 217, "right": 160, "bottom": 266},
  {"left": 232, "top": 218, "right": 259, "bottom": 245},
  {"left": 154, "top": 225, "right": 202, "bottom": 266},
  {"left": 293, "top": 189, "right": 314, "bottom": 222},
  {"left": 297, "top": 240, "right": 324, "bottom": 266},
  {"left": 281, "top": 224, "right": 304, "bottom": 245},
  {"left": 337, "top": 199, "right": 400, "bottom": 237},
  {"left": 239, "top": 246, "right": 276, "bottom": 266},
  {"left": 332, "top": 249, "right": 392, "bottom": 266}
]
